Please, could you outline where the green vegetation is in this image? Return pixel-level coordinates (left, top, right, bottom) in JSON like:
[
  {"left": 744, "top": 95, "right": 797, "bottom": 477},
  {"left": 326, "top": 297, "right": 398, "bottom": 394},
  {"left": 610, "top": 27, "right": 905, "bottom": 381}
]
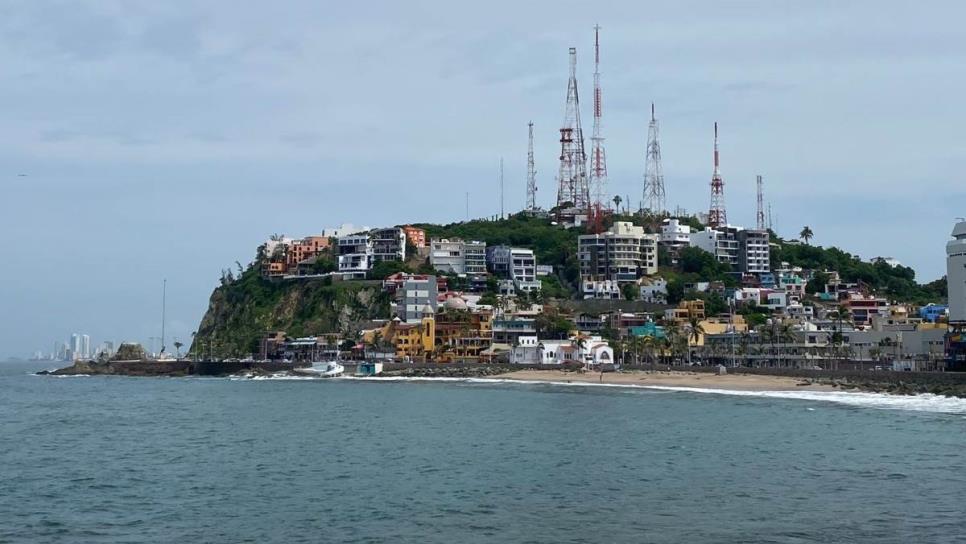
[
  {"left": 191, "top": 266, "right": 391, "bottom": 357},
  {"left": 772, "top": 241, "right": 946, "bottom": 304}
]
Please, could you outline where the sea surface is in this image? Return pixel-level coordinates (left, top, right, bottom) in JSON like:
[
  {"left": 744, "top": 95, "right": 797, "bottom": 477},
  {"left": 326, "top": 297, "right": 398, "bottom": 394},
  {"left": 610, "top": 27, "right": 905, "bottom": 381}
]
[{"left": 2, "top": 360, "right": 965, "bottom": 543}]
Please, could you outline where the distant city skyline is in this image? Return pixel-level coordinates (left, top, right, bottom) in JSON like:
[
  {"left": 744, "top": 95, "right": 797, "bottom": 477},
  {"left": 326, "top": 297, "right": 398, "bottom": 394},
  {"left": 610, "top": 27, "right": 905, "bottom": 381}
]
[{"left": 2, "top": 1, "right": 965, "bottom": 357}]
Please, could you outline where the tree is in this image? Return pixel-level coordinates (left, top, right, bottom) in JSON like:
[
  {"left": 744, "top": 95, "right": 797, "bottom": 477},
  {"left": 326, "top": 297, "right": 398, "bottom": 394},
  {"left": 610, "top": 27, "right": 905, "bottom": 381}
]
[
  {"left": 799, "top": 226, "right": 814, "bottom": 245},
  {"left": 621, "top": 283, "right": 639, "bottom": 301},
  {"left": 173, "top": 341, "right": 184, "bottom": 358},
  {"left": 612, "top": 195, "right": 623, "bottom": 214}
]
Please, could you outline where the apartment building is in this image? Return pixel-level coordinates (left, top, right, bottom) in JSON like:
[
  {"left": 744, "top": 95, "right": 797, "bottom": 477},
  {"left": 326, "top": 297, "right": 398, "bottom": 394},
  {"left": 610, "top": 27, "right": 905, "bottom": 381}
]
[
  {"left": 578, "top": 221, "right": 658, "bottom": 289},
  {"left": 948, "top": 220, "right": 966, "bottom": 324},
  {"left": 337, "top": 233, "right": 373, "bottom": 277},
  {"left": 399, "top": 275, "right": 439, "bottom": 323},
  {"left": 402, "top": 225, "right": 426, "bottom": 248},
  {"left": 487, "top": 245, "right": 540, "bottom": 292},
  {"left": 691, "top": 225, "right": 770, "bottom": 274},
  {"left": 430, "top": 238, "right": 487, "bottom": 276}
]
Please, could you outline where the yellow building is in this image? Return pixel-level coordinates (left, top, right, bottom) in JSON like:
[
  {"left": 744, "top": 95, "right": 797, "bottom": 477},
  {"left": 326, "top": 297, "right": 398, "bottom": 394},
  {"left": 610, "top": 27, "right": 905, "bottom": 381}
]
[
  {"left": 690, "top": 315, "right": 748, "bottom": 346},
  {"left": 365, "top": 316, "right": 436, "bottom": 359}
]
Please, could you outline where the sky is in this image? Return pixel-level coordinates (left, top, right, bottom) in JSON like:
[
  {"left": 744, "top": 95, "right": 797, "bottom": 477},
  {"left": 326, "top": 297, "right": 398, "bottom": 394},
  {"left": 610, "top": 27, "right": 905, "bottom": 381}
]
[{"left": 1, "top": 1, "right": 965, "bottom": 358}]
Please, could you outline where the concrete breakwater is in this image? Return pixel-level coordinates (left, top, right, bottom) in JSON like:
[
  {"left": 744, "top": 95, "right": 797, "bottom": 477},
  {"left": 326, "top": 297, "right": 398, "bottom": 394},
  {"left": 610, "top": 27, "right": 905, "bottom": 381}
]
[{"left": 44, "top": 359, "right": 298, "bottom": 377}]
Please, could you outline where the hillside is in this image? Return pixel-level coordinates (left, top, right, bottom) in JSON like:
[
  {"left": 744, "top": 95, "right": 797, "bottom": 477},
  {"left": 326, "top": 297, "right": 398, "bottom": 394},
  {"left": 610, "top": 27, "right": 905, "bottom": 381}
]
[
  {"left": 190, "top": 214, "right": 947, "bottom": 358},
  {"left": 190, "top": 268, "right": 390, "bottom": 357}
]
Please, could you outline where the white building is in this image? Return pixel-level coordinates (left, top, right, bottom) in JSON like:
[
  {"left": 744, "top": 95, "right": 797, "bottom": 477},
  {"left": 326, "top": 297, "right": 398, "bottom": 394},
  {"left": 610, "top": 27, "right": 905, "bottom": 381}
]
[
  {"left": 582, "top": 279, "right": 622, "bottom": 300},
  {"left": 429, "top": 239, "right": 487, "bottom": 276},
  {"left": 399, "top": 276, "right": 438, "bottom": 323},
  {"left": 690, "top": 225, "right": 770, "bottom": 274},
  {"left": 487, "top": 246, "right": 540, "bottom": 292},
  {"left": 948, "top": 220, "right": 966, "bottom": 323},
  {"left": 578, "top": 221, "right": 658, "bottom": 287},
  {"left": 337, "top": 233, "right": 373, "bottom": 277},
  {"left": 659, "top": 218, "right": 691, "bottom": 250},
  {"left": 638, "top": 277, "right": 668, "bottom": 303},
  {"left": 510, "top": 335, "right": 614, "bottom": 367},
  {"left": 370, "top": 228, "right": 406, "bottom": 263}
]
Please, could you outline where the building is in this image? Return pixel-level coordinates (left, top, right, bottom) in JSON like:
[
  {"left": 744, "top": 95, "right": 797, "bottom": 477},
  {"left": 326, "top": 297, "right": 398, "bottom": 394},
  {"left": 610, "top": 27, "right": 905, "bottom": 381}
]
[
  {"left": 402, "top": 225, "right": 426, "bottom": 248},
  {"left": 487, "top": 245, "right": 540, "bottom": 292},
  {"left": 919, "top": 303, "right": 948, "bottom": 323},
  {"left": 948, "top": 220, "right": 966, "bottom": 324},
  {"left": 659, "top": 218, "right": 691, "bottom": 260},
  {"left": 370, "top": 228, "right": 406, "bottom": 264},
  {"left": 509, "top": 335, "right": 614, "bottom": 367},
  {"left": 691, "top": 225, "right": 769, "bottom": 274},
  {"left": 399, "top": 275, "right": 439, "bottom": 323},
  {"left": 638, "top": 277, "right": 668, "bottom": 303},
  {"left": 738, "top": 229, "right": 770, "bottom": 273},
  {"left": 434, "top": 300, "right": 494, "bottom": 362},
  {"left": 581, "top": 280, "right": 621, "bottom": 299},
  {"left": 429, "top": 238, "right": 487, "bottom": 276},
  {"left": 464, "top": 241, "right": 487, "bottom": 275},
  {"left": 286, "top": 236, "right": 331, "bottom": 269},
  {"left": 337, "top": 233, "right": 373, "bottom": 277},
  {"left": 578, "top": 221, "right": 658, "bottom": 290},
  {"left": 690, "top": 226, "right": 740, "bottom": 266}
]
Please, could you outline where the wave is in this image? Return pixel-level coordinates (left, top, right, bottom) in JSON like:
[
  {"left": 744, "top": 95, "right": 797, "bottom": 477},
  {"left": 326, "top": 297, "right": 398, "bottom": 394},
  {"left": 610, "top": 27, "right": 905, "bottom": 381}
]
[{"left": 340, "top": 376, "right": 966, "bottom": 415}]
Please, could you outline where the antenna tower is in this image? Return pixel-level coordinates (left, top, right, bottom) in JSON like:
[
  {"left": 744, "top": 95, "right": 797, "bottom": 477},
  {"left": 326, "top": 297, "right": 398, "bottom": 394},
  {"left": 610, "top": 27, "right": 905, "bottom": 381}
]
[
  {"left": 589, "top": 25, "right": 608, "bottom": 210},
  {"left": 526, "top": 122, "right": 537, "bottom": 212},
  {"left": 707, "top": 122, "right": 727, "bottom": 227},
  {"left": 756, "top": 175, "right": 765, "bottom": 230},
  {"left": 555, "top": 47, "right": 590, "bottom": 211},
  {"left": 499, "top": 157, "right": 504, "bottom": 219},
  {"left": 643, "top": 103, "right": 666, "bottom": 215}
]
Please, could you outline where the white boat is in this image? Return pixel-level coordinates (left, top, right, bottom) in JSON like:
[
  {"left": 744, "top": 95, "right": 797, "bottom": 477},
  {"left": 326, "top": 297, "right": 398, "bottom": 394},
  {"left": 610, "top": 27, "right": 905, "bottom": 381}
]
[{"left": 295, "top": 361, "right": 344, "bottom": 378}]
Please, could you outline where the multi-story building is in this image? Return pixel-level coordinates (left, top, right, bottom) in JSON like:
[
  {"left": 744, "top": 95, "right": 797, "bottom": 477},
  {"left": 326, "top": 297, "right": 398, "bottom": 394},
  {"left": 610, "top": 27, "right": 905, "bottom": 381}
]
[
  {"left": 487, "top": 245, "right": 540, "bottom": 292},
  {"left": 578, "top": 222, "right": 658, "bottom": 291},
  {"left": 843, "top": 294, "right": 890, "bottom": 325},
  {"left": 402, "top": 225, "right": 426, "bottom": 248},
  {"left": 430, "top": 238, "right": 465, "bottom": 274},
  {"left": 370, "top": 228, "right": 406, "bottom": 264},
  {"left": 690, "top": 226, "right": 740, "bottom": 266},
  {"left": 659, "top": 218, "right": 691, "bottom": 256},
  {"left": 738, "top": 229, "right": 770, "bottom": 273},
  {"left": 948, "top": 220, "right": 966, "bottom": 324},
  {"left": 337, "top": 233, "right": 373, "bottom": 277},
  {"left": 691, "top": 225, "right": 770, "bottom": 274},
  {"left": 286, "top": 236, "right": 331, "bottom": 269},
  {"left": 399, "top": 275, "right": 439, "bottom": 323},
  {"left": 429, "top": 238, "right": 486, "bottom": 276},
  {"left": 463, "top": 241, "right": 487, "bottom": 275}
]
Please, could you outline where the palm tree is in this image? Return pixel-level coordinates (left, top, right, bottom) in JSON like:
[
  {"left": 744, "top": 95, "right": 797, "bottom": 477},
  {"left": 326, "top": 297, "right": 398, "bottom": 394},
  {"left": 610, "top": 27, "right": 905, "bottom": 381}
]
[
  {"left": 612, "top": 195, "right": 623, "bottom": 214},
  {"left": 799, "top": 226, "right": 814, "bottom": 245},
  {"left": 173, "top": 341, "right": 184, "bottom": 359},
  {"left": 686, "top": 316, "right": 705, "bottom": 364}
]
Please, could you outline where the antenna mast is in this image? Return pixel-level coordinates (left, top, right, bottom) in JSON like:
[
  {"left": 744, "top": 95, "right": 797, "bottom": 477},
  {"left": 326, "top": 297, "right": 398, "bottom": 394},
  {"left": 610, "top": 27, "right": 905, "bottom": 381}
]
[
  {"left": 756, "top": 175, "right": 765, "bottom": 230},
  {"left": 643, "top": 103, "right": 666, "bottom": 216},
  {"left": 500, "top": 157, "right": 504, "bottom": 219},
  {"left": 160, "top": 278, "right": 166, "bottom": 356},
  {"left": 708, "top": 122, "right": 727, "bottom": 227},
  {"left": 555, "top": 47, "right": 590, "bottom": 211},
  {"left": 526, "top": 122, "right": 537, "bottom": 212},
  {"left": 589, "top": 25, "right": 608, "bottom": 210}
]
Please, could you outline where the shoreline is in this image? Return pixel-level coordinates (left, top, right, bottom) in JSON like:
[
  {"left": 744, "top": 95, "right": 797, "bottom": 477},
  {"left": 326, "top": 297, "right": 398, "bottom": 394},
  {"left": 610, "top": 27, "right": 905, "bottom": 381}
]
[{"left": 492, "top": 369, "right": 836, "bottom": 392}]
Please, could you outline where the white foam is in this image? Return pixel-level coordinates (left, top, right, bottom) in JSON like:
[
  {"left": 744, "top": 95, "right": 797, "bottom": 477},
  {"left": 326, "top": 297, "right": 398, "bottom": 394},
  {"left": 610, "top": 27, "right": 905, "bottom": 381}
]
[{"left": 340, "top": 376, "right": 966, "bottom": 415}]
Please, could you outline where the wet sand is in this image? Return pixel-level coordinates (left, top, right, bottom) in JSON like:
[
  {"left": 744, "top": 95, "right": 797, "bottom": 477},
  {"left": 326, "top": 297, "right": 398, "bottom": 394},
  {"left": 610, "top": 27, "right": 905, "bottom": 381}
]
[{"left": 493, "top": 369, "right": 836, "bottom": 392}]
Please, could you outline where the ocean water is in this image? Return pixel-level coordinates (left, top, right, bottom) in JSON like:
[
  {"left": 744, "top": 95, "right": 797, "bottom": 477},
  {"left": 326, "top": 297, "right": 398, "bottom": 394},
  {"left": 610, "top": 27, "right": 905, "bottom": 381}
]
[{"left": 2, "top": 361, "right": 965, "bottom": 543}]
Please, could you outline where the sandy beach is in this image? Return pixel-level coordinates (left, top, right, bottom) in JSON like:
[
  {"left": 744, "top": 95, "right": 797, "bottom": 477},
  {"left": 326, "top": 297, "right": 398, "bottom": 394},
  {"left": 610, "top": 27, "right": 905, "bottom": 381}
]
[{"left": 494, "top": 369, "right": 836, "bottom": 392}]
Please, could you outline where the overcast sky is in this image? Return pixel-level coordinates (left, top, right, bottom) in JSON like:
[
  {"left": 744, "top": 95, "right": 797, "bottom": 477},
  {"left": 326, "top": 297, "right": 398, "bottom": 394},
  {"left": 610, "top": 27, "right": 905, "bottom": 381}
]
[{"left": 2, "top": 1, "right": 965, "bottom": 358}]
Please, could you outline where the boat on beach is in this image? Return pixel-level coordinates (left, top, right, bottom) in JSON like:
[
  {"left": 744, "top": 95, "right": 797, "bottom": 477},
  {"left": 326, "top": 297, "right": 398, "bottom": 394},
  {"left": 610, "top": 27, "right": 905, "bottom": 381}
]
[{"left": 294, "top": 361, "right": 345, "bottom": 378}]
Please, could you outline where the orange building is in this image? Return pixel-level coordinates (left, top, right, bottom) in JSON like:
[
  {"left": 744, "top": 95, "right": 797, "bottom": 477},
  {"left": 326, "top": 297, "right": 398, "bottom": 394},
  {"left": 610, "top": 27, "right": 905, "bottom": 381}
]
[
  {"left": 287, "top": 236, "right": 331, "bottom": 268},
  {"left": 403, "top": 226, "right": 426, "bottom": 248}
]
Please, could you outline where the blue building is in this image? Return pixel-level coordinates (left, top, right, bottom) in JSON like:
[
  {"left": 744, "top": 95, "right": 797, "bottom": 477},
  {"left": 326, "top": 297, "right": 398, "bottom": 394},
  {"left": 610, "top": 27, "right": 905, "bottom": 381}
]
[{"left": 919, "top": 304, "right": 948, "bottom": 323}]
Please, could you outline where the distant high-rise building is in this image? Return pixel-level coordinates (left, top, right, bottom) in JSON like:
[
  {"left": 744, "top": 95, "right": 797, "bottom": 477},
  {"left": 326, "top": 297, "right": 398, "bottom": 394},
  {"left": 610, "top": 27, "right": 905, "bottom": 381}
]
[
  {"left": 948, "top": 220, "right": 966, "bottom": 324},
  {"left": 81, "top": 334, "right": 91, "bottom": 359}
]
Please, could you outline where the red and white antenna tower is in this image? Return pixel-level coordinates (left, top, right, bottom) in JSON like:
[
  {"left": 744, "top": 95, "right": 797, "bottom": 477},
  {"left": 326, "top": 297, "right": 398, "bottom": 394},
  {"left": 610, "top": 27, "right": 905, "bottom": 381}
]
[
  {"left": 589, "top": 25, "right": 608, "bottom": 212},
  {"left": 526, "top": 121, "right": 537, "bottom": 212},
  {"left": 756, "top": 175, "right": 765, "bottom": 230},
  {"left": 708, "top": 122, "right": 727, "bottom": 227},
  {"left": 555, "top": 47, "right": 590, "bottom": 211}
]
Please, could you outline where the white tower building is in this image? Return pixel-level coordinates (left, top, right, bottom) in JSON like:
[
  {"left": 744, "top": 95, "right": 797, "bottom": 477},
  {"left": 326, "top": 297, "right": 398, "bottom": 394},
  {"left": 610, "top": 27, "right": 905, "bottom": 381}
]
[{"left": 947, "top": 220, "right": 966, "bottom": 324}]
